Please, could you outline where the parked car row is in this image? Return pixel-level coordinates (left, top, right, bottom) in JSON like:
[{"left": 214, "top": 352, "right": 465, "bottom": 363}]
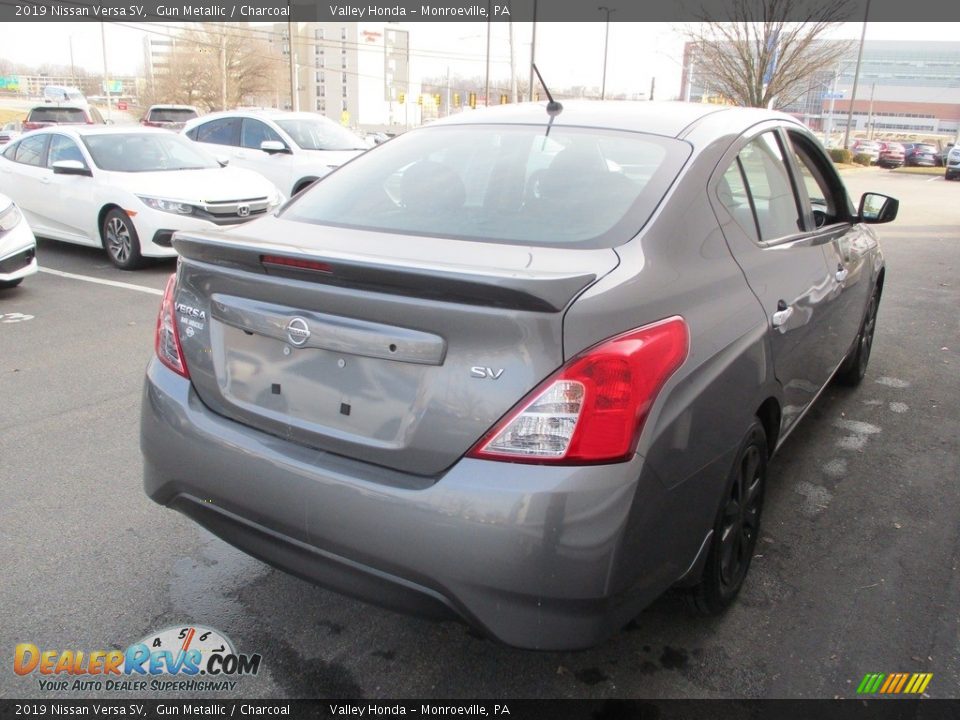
[{"left": 847, "top": 138, "right": 959, "bottom": 171}]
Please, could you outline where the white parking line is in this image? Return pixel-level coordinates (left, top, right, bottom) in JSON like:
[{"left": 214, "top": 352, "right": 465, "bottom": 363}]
[
  {"left": 38, "top": 267, "right": 164, "bottom": 296},
  {"left": 926, "top": 176, "right": 942, "bottom": 182}
]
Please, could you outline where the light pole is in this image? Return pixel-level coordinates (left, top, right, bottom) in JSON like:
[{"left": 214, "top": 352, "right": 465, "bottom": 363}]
[
  {"left": 100, "top": 23, "right": 112, "bottom": 122},
  {"left": 484, "top": 0, "right": 491, "bottom": 106},
  {"left": 528, "top": 0, "right": 538, "bottom": 101},
  {"left": 598, "top": 6, "right": 615, "bottom": 100},
  {"left": 288, "top": 20, "right": 299, "bottom": 112},
  {"left": 843, "top": 0, "right": 871, "bottom": 149}
]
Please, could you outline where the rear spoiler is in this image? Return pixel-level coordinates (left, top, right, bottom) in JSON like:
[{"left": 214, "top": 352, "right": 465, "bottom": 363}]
[{"left": 174, "top": 233, "right": 597, "bottom": 313}]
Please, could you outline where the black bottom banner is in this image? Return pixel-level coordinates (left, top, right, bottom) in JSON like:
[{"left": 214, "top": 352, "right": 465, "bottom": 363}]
[{"left": 2, "top": 700, "right": 960, "bottom": 720}]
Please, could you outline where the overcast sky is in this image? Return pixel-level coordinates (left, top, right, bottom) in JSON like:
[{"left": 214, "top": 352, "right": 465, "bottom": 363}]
[{"left": 2, "top": 21, "right": 959, "bottom": 99}]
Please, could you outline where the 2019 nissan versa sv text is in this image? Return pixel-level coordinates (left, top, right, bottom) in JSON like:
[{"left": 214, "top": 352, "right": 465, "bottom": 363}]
[{"left": 140, "top": 101, "right": 896, "bottom": 650}]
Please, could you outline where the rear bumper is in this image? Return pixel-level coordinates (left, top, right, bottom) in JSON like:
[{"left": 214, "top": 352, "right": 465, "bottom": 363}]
[{"left": 141, "top": 359, "right": 675, "bottom": 650}]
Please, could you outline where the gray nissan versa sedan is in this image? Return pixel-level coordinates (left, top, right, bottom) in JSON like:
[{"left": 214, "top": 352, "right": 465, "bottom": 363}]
[{"left": 141, "top": 101, "right": 896, "bottom": 650}]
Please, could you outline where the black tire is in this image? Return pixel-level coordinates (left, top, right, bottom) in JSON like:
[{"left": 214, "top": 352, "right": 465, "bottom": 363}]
[
  {"left": 0, "top": 277, "right": 24, "bottom": 289},
  {"left": 836, "top": 287, "right": 879, "bottom": 387},
  {"left": 687, "top": 420, "right": 767, "bottom": 616},
  {"left": 102, "top": 208, "right": 144, "bottom": 270}
]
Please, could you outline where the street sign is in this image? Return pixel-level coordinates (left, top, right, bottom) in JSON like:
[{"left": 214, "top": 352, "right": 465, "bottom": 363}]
[{"left": 824, "top": 92, "right": 845, "bottom": 99}]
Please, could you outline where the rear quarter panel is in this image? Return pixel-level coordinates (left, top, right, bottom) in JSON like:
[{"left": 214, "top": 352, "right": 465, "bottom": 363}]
[{"left": 562, "top": 132, "right": 780, "bottom": 597}]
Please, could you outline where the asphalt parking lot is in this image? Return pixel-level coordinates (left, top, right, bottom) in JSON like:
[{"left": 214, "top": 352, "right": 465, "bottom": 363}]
[{"left": 1, "top": 170, "right": 957, "bottom": 700}]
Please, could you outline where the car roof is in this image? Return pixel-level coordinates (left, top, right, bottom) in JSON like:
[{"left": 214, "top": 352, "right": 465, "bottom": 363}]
[
  {"left": 23, "top": 125, "right": 177, "bottom": 138},
  {"left": 27, "top": 105, "right": 90, "bottom": 112},
  {"left": 184, "top": 109, "right": 334, "bottom": 126},
  {"left": 428, "top": 100, "right": 800, "bottom": 139},
  {"left": 148, "top": 104, "right": 199, "bottom": 110}
]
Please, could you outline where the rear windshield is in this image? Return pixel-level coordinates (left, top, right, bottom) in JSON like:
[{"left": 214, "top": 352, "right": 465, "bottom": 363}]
[
  {"left": 27, "top": 107, "right": 86, "bottom": 123},
  {"left": 283, "top": 124, "right": 690, "bottom": 248},
  {"left": 148, "top": 108, "right": 198, "bottom": 123},
  {"left": 915, "top": 144, "right": 937, "bottom": 153}
]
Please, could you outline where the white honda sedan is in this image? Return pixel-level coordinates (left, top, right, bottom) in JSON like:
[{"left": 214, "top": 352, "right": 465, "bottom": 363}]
[{"left": 0, "top": 126, "right": 282, "bottom": 269}]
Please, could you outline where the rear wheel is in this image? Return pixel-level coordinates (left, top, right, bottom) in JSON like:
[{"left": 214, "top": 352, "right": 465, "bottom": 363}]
[
  {"left": 836, "top": 287, "right": 879, "bottom": 387},
  {"left": 102, "top": 209, "right": 144, "bottom": 270},
  {"left": 688, "top": 420, "right": 767, "bottom": 616}
]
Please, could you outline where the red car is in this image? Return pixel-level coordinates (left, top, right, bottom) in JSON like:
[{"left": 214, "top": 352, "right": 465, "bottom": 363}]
[
  {"left": 877, "top": 141, "right": 905, "bottom": 168},
  {"left": 141, "top": 105, "right": 200, "bottom": 131},
  {"left": 22, "top": 105, "right": 106, "bottom": 131}
]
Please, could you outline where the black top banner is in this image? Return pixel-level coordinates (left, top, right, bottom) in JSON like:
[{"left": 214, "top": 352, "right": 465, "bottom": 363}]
[{"left": 2, "top": 0, "right": 960, "bottom": 23}]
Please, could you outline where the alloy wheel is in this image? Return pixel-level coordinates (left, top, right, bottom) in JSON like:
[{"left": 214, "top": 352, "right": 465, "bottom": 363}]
[
  {"left": 719, "top": 444, "right": 763, "bottom": 590},
  {"left": 106, "top": 217, "right": 131, "bottom": 264}
]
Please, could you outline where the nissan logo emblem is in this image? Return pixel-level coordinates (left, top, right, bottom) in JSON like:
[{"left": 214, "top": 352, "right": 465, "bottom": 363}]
[
  {"left": 237, "top": 204, "right": 251, "bottom": 218},
  {"left": 285, "top": 317, "right": 311, "bottom": 347}
]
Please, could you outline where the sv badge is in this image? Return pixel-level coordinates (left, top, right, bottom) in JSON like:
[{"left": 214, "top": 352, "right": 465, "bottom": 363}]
[{"left": 471, "top": 366, "right": 504, "bottom": 380}]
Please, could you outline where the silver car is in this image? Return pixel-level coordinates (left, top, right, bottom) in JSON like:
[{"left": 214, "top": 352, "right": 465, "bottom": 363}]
[{"left": 141, "top": 102, "right": 896, "bottom": 650}]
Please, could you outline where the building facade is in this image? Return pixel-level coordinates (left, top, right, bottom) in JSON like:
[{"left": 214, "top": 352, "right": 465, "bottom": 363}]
[
  {"left": 270, "top": 22, "right": 417, "bottom": 131},
  {"left": 682, "top": 40, "right": 960, "bottom": 138}
]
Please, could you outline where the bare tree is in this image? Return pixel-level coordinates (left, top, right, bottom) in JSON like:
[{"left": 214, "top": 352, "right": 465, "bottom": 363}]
[
  {"left": 684, "top": 0, "right": 853, "bottom": 109},
  {"left": 147, "top": 24, "right": 282, "bottom": 111}
]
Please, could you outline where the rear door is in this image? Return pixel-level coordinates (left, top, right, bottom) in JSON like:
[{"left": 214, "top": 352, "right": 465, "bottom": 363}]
[{"left": 712, "top": 126, "right": 838, "bottom": 432}]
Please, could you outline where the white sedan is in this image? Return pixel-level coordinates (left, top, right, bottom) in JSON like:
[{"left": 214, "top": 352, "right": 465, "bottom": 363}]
[
  {"left": 0, "top": 126, "right": 282, "bottom": 269},
  {"left": 0, "top": 192, "right": 37, "bottom": 289},
  {"left": 182, "top": 110, "right": 366, "bottom": 198}
]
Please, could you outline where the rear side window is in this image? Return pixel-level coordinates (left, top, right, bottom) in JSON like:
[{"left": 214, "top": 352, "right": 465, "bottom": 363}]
[
  {"left": 27, "top": 107, "right": 87, "bottom": 123},
  {"left": 194, "top": 117, "right": 240, "bottom": 146},
  {"left": 13, "top": 135, "right": 47, "bottom": 166},
  {"left": 283, "top": 125, "right": 690, "bottom": 248}
]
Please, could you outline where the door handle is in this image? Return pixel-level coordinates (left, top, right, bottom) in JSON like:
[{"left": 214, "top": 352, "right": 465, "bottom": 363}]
[
  {"left": 40, "top": 177, "right": 50, "bottom": 184},
  {"left": 772, "top": 300, "right": 793, "bottom": 328},
  {"left": 835, "top": 267, "right": 849, "bottom": 283}
]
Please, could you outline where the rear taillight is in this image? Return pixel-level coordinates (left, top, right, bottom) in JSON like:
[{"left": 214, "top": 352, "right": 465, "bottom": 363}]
[
  {"left": 155, "top": 274, "right": 189, "bottom": 378},
  {"left": 467, "top": 317, "right": 688, "bottom": 465}
]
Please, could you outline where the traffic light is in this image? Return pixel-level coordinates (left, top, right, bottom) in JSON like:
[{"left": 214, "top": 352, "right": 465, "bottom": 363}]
[
  {"left": 398, "top": 92, "right": 405, "bottom": 104},
  {"left": 434, "top": 93, "right": 441, "bottom": 107},
  {"left": 468, "top": 92, "right": 476, "bottom": 109},
  {"left": 453, "top": 92, "right": 461, "bottom": 107},
  {"left": 500, "top": 93, "right": 508, "bottom": 105}
]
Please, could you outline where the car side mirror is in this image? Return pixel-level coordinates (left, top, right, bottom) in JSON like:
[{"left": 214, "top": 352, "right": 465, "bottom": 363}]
[
  {"left": 260, "top": 140, "right": 290, "bottom": 155},
  {"left": 51, "top": 160, "right": 92, "bottom": 177},
  {"left": 216, "top": 157, "right": 230, "bottom": 167},
  {"left": 858, "top": 192, "right": 898, "bottom": 224}
]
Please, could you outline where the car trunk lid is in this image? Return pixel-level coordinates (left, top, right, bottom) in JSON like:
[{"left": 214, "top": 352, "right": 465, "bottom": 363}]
[{"left": 172, "top": 216, "right": 619, "bottom": 476}]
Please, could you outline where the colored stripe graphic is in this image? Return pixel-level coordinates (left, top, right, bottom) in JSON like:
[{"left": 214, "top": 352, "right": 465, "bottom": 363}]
[{"left": 857, "top": 672, "right": 932, "bottom": 694}]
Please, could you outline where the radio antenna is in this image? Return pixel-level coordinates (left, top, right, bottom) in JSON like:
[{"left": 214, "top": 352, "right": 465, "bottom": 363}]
[{"left": 533, "top": 63, "right": 563, "bottom": 116}]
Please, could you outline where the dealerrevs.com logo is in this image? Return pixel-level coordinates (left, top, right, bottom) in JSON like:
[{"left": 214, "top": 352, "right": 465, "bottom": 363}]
[{"left": 14, "top": 625, "right": 262, "bottom": 693}]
